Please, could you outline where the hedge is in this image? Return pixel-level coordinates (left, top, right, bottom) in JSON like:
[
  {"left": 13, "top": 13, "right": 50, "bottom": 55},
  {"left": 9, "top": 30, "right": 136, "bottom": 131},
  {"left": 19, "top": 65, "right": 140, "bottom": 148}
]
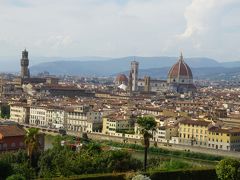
[
  {"left": 48, "top": 168, "right": 216, "bottom": 180},
  {"left": 148, "top": 168, "right": 217, "bottom": 180}
]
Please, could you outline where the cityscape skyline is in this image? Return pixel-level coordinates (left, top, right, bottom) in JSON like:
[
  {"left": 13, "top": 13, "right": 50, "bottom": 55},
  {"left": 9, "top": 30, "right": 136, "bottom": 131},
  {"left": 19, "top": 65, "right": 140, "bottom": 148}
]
[{"left": 0, "top": 0, "right": 239, "bottom": 61}]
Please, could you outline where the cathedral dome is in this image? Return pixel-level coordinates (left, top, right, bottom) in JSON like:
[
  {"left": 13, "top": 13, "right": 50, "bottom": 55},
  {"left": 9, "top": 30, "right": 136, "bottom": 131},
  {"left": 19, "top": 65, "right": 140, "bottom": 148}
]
[
  {"left": 115, "top": 74, "right": 128, "bottom": 85},
  {"left": 167, "top": 53, "right": 193, "bottom": 83}
]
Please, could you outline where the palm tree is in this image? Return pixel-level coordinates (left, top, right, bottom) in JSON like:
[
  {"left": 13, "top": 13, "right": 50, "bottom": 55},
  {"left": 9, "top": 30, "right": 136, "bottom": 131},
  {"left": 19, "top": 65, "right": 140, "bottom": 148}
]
[
  {"left": 137, "top": 116, "right": 157, "bottom": 171},
  {"left": 24, "top": 128, "right": 40, "bottom": 165}
]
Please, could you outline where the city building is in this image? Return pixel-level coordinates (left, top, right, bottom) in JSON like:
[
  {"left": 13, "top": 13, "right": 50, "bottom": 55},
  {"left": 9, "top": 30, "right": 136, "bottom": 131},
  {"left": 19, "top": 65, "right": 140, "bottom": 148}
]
[
  {"left": 138, "top": 79, "right": 168, "bottom": 92},
  {"left": 154, "top": 125, "right": 178, "bottom": 143},
  {"left": 178, "top": 119, "right": 210, "bottom": 147},
  {"left": 10, "top": 104, "right": 30, "bottom": 124},
  {"left": 167, "top": 53, "right": 196, "bottom": 93},
  {"left": 46, "top": 106, "right": 66, "bottom": 129},
  {"left": 208, "top": 126, "right": 240, "bottom": 151},
  {"left": 66, "top": 105, "right": 90, "bottom": 132},
  {"left": 102, "top": 113, "right": 135, "bottom": 135},
  {"left": 29, "top": 106, "right": 47, "bottom": 127},
  {"left": 0, "top": 125, "right": 25, "bottom": 151}
]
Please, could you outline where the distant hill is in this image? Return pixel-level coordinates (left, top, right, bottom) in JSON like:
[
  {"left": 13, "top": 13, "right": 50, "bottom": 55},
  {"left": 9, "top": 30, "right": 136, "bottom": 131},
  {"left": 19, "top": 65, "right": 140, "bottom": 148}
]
[
  {"left": 0, "top": 56, "right": 111, "bottom": 73},
  {"left": 30, "top": 56, "right": 222, "bottom": 76},
  {"left": 1, "top": 55, "right": 240, "bottom": 80},
  {"left": 120, "top": 66, "right": 240, "bottom": 80}
]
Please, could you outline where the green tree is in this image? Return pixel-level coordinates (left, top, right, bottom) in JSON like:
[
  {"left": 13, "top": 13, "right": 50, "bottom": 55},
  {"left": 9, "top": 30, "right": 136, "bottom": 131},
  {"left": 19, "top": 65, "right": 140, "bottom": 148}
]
[
  {"left": 6, "top": 174, "right": 26, "bottom": 180},
  {"left": 0, "top": 160, "right": 13, "bottom": 180},
  {"left": 24, "top": 128, "right": 40, "bottom": 166},
  {"left": 216, "top": 158, "right": 240, "bottom": 180},
  {"left": 137, "top": 116, "right": 157, "bottom": 171},
  {"left": 105, "top": 150, "right": 141, "bottom": 172},
  {"left": 0, "top": 105, "right": 10, "bottom": 119}
]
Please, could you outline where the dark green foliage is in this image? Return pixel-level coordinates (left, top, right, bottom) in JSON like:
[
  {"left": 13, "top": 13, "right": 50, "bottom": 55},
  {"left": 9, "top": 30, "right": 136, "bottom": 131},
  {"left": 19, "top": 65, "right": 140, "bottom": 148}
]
[
  {"left": 6, "top": 174, "right": 26, "bottom": 180},
  {"left": 148, "top": 168, "right": 217, "bottom": 180},
  {"left": 216, "top": 158, "right": 240, "bottom": 180},
  {"left": 0, "top": 160, "right": 13, "bottom": 180},
  {"left": 137, "top": 116, "right": 157, "bottom": 131},
  {"left": 37, "top": 140, "right": 141, "bottom": 178},
  {"left": 12, "top": 162, "right": 35, "bottom": 180},
  {"left": 57, "top": 173, "right": 126, "bottom": 180},
  {"left": 103, "top": 141, "right": 222, "bottom": 161},
  {"left": 0, "top": 104, "right": 10, "bottom": 119},
  {"left": 104, "top": 150, "right": 142, "bottom": 172},
  {"left": 0, "top": 150, "right": 35, "bottom": 179}
]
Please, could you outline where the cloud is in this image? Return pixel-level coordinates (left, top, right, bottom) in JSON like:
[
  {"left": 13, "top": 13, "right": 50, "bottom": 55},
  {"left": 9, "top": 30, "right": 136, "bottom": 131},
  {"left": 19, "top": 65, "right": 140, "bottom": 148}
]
[
  {"left": 0, "top": 0, "right": 239, "bottom": 61},
  {"left": 175, "top": 0, "right": 240, "bottom": 59}
]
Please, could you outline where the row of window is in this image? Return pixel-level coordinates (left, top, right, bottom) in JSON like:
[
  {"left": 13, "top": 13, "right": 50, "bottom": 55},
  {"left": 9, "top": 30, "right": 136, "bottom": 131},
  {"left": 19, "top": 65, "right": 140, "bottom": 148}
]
[
  {"left": 0, "top": 142, "right": 24, "bottom": 150},
  {"left": 180, "top": 128, "right": 207, "bottom": 134}
]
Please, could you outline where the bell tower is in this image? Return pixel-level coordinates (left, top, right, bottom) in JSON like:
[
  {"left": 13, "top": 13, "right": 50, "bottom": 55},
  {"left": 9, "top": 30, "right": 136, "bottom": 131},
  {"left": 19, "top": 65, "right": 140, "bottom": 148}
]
[{"left": 20, "top": 49, "right": 30, "bottom": 79}]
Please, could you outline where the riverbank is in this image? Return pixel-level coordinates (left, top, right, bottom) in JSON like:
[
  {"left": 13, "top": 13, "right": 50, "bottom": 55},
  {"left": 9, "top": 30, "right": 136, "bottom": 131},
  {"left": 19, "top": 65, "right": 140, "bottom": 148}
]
[{"left": 44, "top": 134, "right": 220, "bottom": 168}]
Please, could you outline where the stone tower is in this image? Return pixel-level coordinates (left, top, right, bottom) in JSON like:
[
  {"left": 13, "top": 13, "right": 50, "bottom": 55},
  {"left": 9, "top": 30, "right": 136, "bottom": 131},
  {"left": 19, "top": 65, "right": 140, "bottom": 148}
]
[
  {"left": 131, "top": 60, "right": 139, "bottom": 91},
  {"left": 128, "top": 71, "right": 133, "bottom": 94},
  {"left": 144, "top": 76, "right": 151, "bottom": 92},
  {"left": 20, "top": 49, "right": 30, "bottom": 79}
]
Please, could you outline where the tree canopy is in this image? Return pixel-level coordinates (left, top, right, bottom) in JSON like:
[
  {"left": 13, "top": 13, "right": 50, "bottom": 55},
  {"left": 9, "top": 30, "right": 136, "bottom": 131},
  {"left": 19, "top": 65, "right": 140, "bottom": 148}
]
[{"left": 216, "top": 158, "right": 240, "bottom": 180}]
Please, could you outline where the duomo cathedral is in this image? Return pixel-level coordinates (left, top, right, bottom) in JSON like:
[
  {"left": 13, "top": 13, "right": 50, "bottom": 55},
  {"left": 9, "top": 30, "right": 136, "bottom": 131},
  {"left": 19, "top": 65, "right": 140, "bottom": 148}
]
[{"left": 115, "top": 53, "right": 196, "bottom": 94}]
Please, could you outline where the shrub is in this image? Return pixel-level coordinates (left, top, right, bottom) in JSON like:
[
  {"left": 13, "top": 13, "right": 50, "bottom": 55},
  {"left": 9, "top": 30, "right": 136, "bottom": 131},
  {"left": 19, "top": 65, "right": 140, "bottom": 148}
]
[{"left": 216, "top": 158, "right": 240, "bottom": 180}]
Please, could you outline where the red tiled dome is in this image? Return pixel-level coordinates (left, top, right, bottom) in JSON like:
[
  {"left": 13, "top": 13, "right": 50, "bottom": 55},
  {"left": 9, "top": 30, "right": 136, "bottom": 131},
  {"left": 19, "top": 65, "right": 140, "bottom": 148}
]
[
  {"left": 168, "top": 54, "right": 193, "bottom": 79},
  {"left": 115, "top": 74, "right": 128, "bottom": 84}
]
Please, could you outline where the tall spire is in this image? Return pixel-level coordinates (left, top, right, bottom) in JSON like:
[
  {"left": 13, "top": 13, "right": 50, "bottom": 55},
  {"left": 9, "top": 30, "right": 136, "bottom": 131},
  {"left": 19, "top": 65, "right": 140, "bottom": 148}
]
[{"left": 180, "top": 52, "right": 183, "bottom": 61}]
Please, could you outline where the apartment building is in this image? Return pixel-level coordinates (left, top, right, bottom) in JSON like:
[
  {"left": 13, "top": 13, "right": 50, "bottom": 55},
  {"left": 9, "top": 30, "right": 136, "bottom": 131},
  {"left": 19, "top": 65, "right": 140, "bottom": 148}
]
[
  {"left": 46, "top": 106, "right": 66, "bottom": 129},
  {"left": 178, "top": 119, "right": 210, "bottom": 147},
  {"left": 154, "top": 125, "right": 178, "bottom": 143},
  {"left": 10, "top": 104, "right": 29, "bottom": 124},
  {"left": 102, "top": 113, "right": 134, "bottom": 135},
  {"left": 29, "top": 106, "right": 47, "bottom": 126},
  {"left": 66, "top": 105, "right": 89, "bottom": 132},
  {"left": 208, "top": 126, "right": 240, "bottom": 151}
]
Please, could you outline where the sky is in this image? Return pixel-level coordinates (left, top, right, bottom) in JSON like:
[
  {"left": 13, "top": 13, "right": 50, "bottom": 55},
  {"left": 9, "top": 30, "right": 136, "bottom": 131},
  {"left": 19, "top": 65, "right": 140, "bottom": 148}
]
[{"left": 0, "top": 0, "right": 239, "bottom": 61}]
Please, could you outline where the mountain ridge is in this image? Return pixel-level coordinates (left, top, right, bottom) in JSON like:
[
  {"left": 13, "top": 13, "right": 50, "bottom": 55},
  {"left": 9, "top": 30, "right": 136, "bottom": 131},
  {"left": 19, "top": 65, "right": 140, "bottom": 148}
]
[{"left": 30, "top": 56, "right": 223, "bottom": 76}]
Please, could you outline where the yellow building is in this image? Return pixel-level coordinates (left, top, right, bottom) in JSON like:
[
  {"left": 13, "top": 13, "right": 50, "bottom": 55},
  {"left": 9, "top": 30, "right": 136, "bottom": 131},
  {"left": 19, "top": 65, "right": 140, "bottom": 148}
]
[
  {"left": 178, "top": 119, "right": 210, "bottom": 147},
  {"left": 102, "top": 114, "right": 134, "bottom": 135},
  {"left": 208, "top": 127, "right": 240, "bottom": 151}
]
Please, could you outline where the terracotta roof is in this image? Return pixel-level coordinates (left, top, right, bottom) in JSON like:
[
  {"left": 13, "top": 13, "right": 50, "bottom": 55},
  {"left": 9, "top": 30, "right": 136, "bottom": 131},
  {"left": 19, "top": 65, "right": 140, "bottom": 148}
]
[
  {"left": 179, "top": 119, "right": 210, "bottom": 126},
  {"left": 115, "top": 74, "right": 128, "bottom": 83},
  {"left": 209, "top": 126, "right": 240, "bottom": 134},
  {"left": 168, "top": 54, "right": 193, "bottom": 79},
  {"left": 0, "top": 125, "right": 26, "bottom": 137}
]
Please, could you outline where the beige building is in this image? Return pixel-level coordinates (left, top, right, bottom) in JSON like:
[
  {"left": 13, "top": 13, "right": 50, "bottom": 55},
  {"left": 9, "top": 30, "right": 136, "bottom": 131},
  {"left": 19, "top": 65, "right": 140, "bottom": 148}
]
[
  {"left": 66, "top": 105, "right": 102, "bottom": 133},
  {"left": 10, "top": 104, "right": 30, "bottom": 124},
  {"left": 66, "top": 105, "right": 89, "bottom": 132},
  {"left": 102, "top": 113, "right": 134, "bottom": 135},
  {"left": 154, "top": 125, "right": 178, "bottom": 143}
]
